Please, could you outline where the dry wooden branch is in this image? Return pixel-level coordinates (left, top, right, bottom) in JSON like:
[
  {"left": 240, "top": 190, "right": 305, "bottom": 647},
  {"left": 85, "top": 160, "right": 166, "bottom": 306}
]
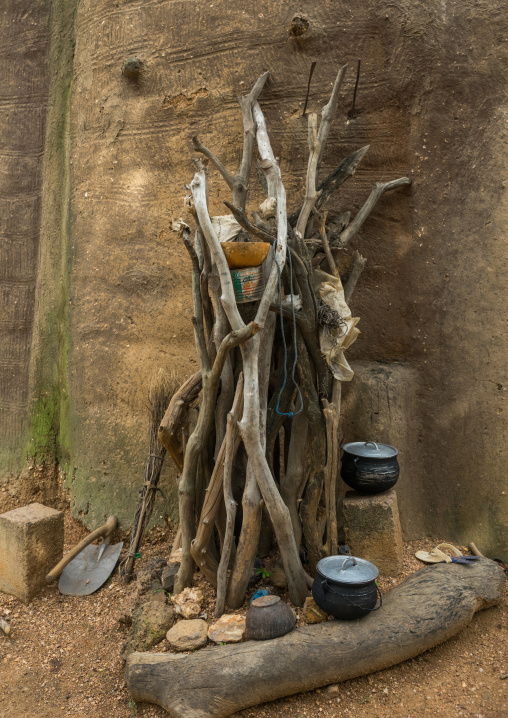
[
  {"left": 339, "top": 177, "right": 412, "bottom": 246},
  {"left": 288, "top": 145, "right": 369, "bottom": 226},
  {"left": 227, "top": 316, "right": 275, "bottom": 609},
  {"left": 322, "top": 397, "right": 339, "bottom": 556},
  {"left": 190, "top": 373, "right": 244, "bottom": 586},
  {"left": 318, "top": 211, "right": 339, "bottom": 277},
  {"left": 280, "top": 410, "right": 308, "bottom": 549},
  {"left": 175, "top": 312, "right": 259, "bottom": 592},
  {"left": 192, "top": 72, "right": 269, "bottom": 209},
  {"left": 344, "top": 250, "right": 367, "bottom": 303},
  {"left": 296, "top": 112, "right": 320, "bottom": 240},
  {"left": 215, "top": 374, "right": 244, "bottom": 616},
  {"left": 296, "top": 65, "right": 348, "bottom": 239},
  {"left": 126, "top": 560, "right": 506, "bottom": 718},
  {"left": 158, "top": 371, "right": 202, "bottom": 472},
  {"left": 297, "top": 335, "right": 326, "bottom": 573},
  {"left": 196, "top": 226, "right": 214, "bottom": 356},
  {"left": 192, "top": 104, "right": 309, "bottom": 606},
  {"left": 315, "top": 64, "right": 348, "bottom": 178},
  {"left": 182, "top": 230, "right": 210, "bottom": 373}
]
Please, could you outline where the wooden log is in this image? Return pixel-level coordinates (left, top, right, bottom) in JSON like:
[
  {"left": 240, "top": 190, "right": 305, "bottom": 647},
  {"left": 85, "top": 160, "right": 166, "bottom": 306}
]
[{"left": 125, "top": 559, "right": 505, "bottom": 718}]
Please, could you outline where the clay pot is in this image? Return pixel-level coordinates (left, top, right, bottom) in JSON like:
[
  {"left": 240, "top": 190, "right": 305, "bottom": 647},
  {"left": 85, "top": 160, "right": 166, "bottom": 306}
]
[
  {"left": 312, "top": 556, "right": 382, "bottom": 620},
  {"left": 341, "top": 441, "right": 399, "bottom": 494},
  {"left": 221, "top": 242, "right": 271, "bottom": 269},
  {"left": 245, "top": 595, "right": 295, "bottom": 640}
]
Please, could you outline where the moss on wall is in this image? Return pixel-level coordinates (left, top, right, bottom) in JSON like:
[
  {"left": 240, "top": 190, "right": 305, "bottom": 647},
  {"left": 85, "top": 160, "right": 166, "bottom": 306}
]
[{"left": 26, "top": 0, "right": 77, "bottom": 470}]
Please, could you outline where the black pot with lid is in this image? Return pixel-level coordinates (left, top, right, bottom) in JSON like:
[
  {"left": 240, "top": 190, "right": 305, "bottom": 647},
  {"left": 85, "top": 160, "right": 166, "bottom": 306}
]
[
  {"left": 312, "top": 555, "right": 382, "bottom": 620},
  {"left": 341, "top": 441, "right": 399, "bottom": 494}
]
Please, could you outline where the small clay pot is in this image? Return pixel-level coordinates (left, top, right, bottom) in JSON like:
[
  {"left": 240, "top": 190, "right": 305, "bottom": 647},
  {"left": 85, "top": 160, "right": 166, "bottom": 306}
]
[{"left": 245, "top": 595, "right": 295, "bottom": 640}]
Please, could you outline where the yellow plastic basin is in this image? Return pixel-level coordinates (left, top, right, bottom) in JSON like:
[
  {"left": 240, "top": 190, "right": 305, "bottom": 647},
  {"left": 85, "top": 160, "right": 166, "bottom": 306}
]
[{"left": 221, "top": 242, "right": 271, "bottom": 269}]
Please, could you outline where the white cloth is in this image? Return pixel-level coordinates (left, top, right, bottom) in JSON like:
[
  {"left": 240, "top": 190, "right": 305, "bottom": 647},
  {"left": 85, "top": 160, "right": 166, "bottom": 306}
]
[
  {"left": 211, "top": 215, "right": 242, "bottom": 243},
  {"left": 312, "top": 269, "right": 360, "bottom": 382}
]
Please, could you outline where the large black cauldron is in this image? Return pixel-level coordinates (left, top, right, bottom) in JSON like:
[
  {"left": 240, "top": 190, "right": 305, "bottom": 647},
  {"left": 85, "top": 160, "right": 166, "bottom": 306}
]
[
  {"left": 341, "top": 441, "right": 399, "bottom": 494},
  {"left": 312, "top": 556, "right": 382, "bottom": 620}
]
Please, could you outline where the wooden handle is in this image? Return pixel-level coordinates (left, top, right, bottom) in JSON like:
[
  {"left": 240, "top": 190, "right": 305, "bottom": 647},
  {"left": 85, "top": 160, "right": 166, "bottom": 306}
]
[
  {"left": 469, "top": 542, "right": 484, "bottom": 557},
  {"left": 46, "top": 516, "right": 117, "bottom": 584}
]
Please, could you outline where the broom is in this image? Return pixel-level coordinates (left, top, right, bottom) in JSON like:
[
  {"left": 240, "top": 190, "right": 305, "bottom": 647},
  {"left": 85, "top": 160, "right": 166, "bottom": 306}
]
[{"left": 121, "top": 370, "right": 178, "bottom": 582}]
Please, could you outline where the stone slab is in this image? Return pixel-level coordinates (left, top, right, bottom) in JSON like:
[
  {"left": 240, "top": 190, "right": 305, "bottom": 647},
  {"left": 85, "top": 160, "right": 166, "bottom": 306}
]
[
  {"left": 342, "top": 489, "right": 403, "bottom": 576},
  {"left": 0, "top": 503, "right": 64, "bottom": 603}
]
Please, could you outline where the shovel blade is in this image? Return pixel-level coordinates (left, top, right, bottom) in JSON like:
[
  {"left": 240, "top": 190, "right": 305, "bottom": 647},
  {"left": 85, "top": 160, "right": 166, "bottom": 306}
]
[{"left": 58, "top": 541, "right": 124, "bottom": 596}]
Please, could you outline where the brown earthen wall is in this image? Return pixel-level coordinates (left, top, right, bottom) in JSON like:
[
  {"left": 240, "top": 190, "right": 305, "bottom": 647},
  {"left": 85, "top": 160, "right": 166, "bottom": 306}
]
[{"left": 1, "top": 1, "right": 507, "bottom": 558}]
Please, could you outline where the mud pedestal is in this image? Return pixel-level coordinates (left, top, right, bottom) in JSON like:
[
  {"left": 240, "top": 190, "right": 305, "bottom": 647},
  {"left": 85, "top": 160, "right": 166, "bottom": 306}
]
[
  {"left": 0, "top": 503, "right": 64, "bottom": 603},
  {"left": 342, "top": 488, "right": 403, "bottom": 576}
]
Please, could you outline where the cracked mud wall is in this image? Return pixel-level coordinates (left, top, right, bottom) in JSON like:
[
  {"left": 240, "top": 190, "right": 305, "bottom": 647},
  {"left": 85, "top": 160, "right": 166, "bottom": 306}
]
[{"left": 1, "top": 1, "right": 507, "bottom": 558}]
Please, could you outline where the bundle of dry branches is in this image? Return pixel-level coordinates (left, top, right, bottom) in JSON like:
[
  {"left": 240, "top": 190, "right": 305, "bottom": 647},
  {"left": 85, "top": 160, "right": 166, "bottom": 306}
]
[
  {"left": 121, "top": 371, "right": 178, "bottom": 582},
  {"left": 158, "top": 66, "right": 411, "bottom": 609}
]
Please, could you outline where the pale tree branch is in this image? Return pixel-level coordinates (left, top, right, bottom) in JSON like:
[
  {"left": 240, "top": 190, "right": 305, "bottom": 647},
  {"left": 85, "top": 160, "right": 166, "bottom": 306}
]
[
  {"left": 193, "top": 72, "right": 269, "bottom": 209},
  {"left": 339, "top": 177, "right": 412, "bottom": 246},
  {"left": 191, "top": 170, "right": 245, "bottom": 332},
  {"left": 296, "top": 65, "right": 348, "bottom": 240},
  {"left": 344, "top": 250, "right": 367, "bottom": 303},
  {"left": 192, "top": 135, "right": 235, "bottom": 190},
  {"left": 296, "top": 112, "right": 320, "bottom": 239},
  {"left": 210, "top": 322, "right": 259, "bottom": 387},
  {"left": 237, "top": 72, "right": 270, "bottom": 193},
  {"left": 316, "top": 64, "right": 348, "bottom": 178},
  {"left": 252, "top": 101, "right": 289, "bottom": 329}
]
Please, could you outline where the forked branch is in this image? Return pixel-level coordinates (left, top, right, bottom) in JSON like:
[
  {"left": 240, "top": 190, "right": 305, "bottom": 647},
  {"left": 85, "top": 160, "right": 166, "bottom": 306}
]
[
  {"left": 339, "top": 177, "right": 412, "bottom": 246},
  {"left": 192, "top": 71, "right": 269, "bottom": 209}
]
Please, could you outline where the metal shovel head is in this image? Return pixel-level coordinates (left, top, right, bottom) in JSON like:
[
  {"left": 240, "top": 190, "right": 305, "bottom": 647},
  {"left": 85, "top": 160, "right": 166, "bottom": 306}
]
[{"left": 58, "top": 541, "right": 124, "bottom": 596}]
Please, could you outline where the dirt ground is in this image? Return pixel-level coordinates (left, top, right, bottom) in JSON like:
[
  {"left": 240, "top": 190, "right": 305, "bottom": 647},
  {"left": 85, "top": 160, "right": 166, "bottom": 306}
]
[{"left": 0, "top": 506, "right": 506, "bottom": 718}]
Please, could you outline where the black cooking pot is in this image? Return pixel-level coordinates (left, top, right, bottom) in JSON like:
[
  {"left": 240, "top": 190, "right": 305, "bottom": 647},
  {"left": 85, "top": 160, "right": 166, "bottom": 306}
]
[
  {"left": 341, "top": 441, "right": 399, "bottom": 494},
  {"left": 312, "top": 555, "right": 382, "bottom": 620}
]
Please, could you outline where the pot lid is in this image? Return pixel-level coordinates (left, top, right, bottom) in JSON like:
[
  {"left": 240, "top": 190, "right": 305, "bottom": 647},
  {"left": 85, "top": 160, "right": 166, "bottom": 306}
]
[
  {"left": 342, "top": 441, "right": 398, "bottom": 458},
  {"left": 316, "top": 555, "right": 379, "bottom": 584}
]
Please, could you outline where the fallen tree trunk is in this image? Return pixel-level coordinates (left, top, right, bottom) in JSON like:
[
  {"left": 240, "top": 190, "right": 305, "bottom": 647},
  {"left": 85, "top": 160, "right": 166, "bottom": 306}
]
[{"left": 125, "top": 559, "right": 505, "bottom": 718}]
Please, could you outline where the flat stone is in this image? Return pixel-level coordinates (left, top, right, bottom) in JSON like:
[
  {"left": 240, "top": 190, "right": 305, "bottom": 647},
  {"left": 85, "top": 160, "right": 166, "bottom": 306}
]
[
  {"left": 303, "top": 596, "right": 328, "bottom": 624},
  {"left": 208, "top": 614, "right": 246, "bottom": 643},
  {"left": 166, "top": 619, "right": 208, "bottom": 651},
  {"left": 0, "top": 503, "right": 64, "bottom": 604},
  {"left": 342, "top": 488, "right": 404, "bottom": 576},
  {"left": 161, "top": 562, "right": 179, "bottom": 592},
  {"left": 171, "top": 587, "right": 203, "bottom": 619}
]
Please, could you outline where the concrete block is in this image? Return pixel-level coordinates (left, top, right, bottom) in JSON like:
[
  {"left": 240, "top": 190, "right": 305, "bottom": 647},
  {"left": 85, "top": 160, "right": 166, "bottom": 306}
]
[
  {"left": 342, "top": 489, "right": 403, "bottom": 576},
  {"left": 0, "top": 503, "right": 64, "bottom": 603}
]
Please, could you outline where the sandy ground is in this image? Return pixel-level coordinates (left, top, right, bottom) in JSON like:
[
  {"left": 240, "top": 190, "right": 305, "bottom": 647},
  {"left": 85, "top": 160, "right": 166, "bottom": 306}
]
[{"left": 0, "top": 510, "right": 506, "bottom": 718}]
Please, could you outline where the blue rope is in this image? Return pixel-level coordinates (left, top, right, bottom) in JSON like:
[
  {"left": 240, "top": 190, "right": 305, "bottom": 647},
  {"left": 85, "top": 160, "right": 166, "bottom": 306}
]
[{"left": 272, "top": 245, "right": 303, "bottom": 418}]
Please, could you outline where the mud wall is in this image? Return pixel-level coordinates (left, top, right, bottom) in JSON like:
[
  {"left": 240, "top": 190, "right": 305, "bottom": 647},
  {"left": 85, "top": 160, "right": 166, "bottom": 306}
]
[
  {"left": 0, "top": 2, "right": 51, "bottom": 472},
  {"left": 2, "top": 1, "right": 507, "bottom": 558}
]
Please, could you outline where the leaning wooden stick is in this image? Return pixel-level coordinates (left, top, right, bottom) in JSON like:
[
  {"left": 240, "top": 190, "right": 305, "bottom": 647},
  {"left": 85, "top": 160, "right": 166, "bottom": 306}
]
[{"left": 215, "top": 374, "right": 244, "bottom": 617}]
